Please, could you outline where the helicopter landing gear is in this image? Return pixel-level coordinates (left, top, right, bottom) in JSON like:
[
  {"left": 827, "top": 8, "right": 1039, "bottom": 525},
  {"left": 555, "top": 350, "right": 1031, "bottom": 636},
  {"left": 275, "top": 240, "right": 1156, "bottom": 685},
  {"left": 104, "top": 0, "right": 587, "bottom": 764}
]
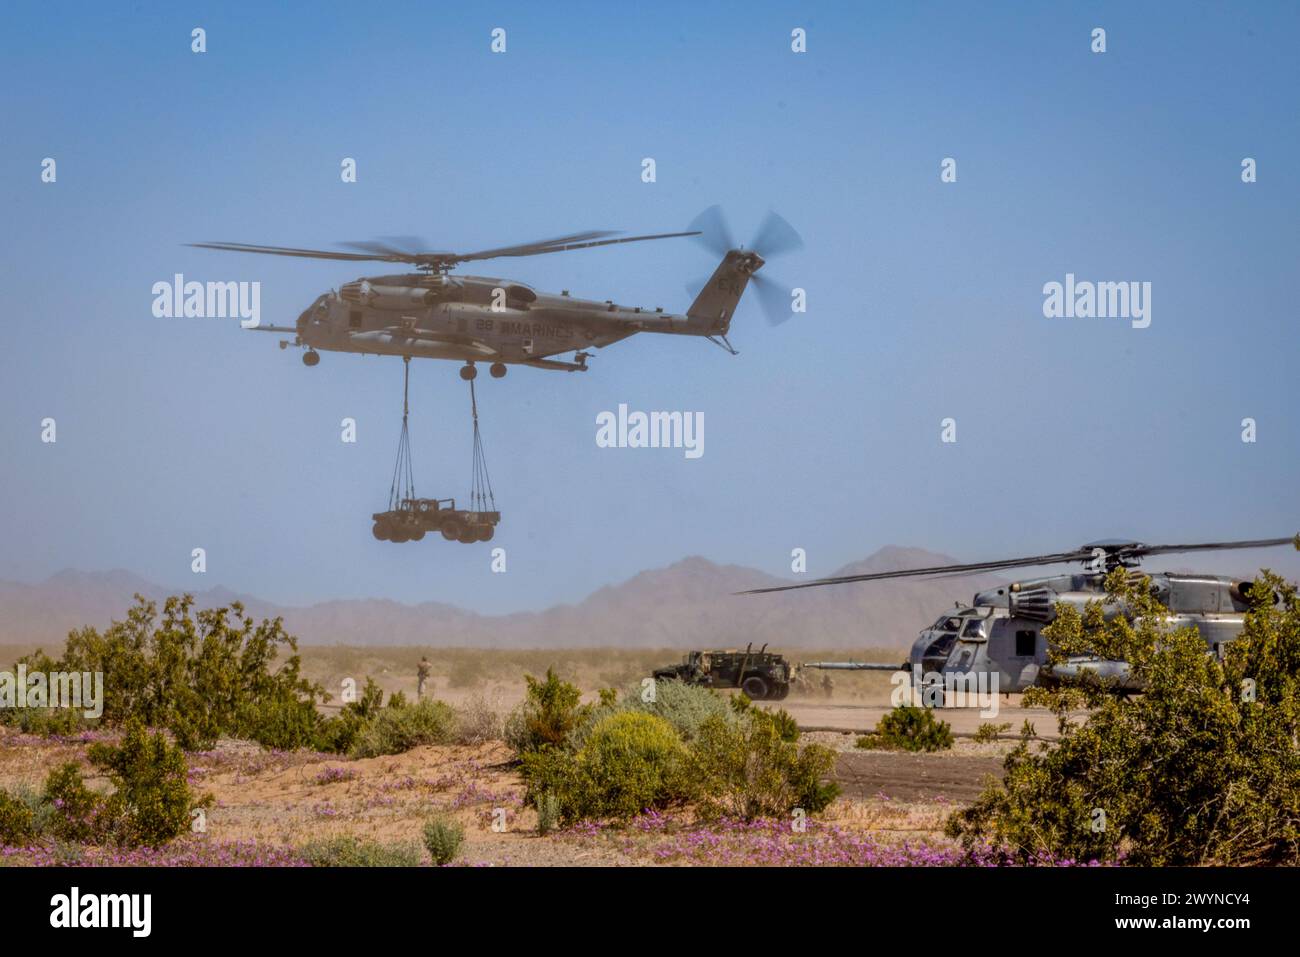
[
  {"left": 459, "top": 363, "right": 477, "bottom": 381},
  {"left": 489, "top": 362, "right": 507, "bottom": 379},
  {"left": 303, "top": 350, "right": 320, "bottom": 367}
]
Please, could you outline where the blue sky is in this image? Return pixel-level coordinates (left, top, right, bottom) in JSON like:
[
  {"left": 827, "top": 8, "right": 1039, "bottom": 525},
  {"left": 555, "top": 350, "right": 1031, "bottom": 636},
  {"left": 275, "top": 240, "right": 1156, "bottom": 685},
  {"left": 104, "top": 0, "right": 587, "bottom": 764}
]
[{"left": 1, "top": 1, "right": 1297, "bottom": 612}]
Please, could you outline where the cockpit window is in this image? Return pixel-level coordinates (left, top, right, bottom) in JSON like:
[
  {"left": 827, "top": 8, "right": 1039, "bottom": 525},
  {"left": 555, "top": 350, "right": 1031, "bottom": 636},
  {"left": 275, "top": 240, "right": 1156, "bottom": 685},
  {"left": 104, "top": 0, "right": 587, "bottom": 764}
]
[
  {"left": 924, "top": 632, "right": 956, "bottom": 658},
  {"left": 961, "top": 618, "right": 985, "bottom": 637}
]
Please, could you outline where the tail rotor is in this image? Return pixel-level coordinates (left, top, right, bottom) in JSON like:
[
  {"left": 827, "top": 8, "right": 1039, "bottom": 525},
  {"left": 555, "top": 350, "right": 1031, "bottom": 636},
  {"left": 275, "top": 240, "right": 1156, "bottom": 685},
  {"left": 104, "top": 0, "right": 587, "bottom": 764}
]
[{"left": 686, "top": 206, "right": 804, "bottom": 326}]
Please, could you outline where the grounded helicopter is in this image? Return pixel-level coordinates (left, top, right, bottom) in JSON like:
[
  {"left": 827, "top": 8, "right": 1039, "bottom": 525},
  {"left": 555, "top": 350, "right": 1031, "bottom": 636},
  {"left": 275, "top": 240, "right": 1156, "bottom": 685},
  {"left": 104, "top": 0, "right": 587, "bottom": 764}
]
[
  {"left": 188, "top": 207, "right": 802, "bottom": 378},
  {"left": 742, "top": 536, "right": 1299, "bottom": 695}
]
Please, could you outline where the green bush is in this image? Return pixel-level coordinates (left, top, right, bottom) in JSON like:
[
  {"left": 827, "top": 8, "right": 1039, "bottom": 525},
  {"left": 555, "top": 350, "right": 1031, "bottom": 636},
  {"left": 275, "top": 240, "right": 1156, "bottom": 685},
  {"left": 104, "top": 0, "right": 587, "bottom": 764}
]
[
  {"left": 574, "top": 679, "right": 733, "bottom": 748},
  {"left": 947, "top": 567, "right": 1300, "bottom": 865},
  {"left": 973, "top": 721, "right": 1012, "bottom": 744},
  {"left": 299, "top": 835, "right": 423, "bottom": 867},
  {"left": 579, "top": 712, "right": 687, "bottom": 820},
  {"left": 350, "top": 698, "right": 457, "bottom": 759},
  {"left": 535, "top": 792, "right": 561, "bottom": 836},
  {"left": 88, "top": 720, "right": 203, "bottom": 847},
  {"left": 857, "top": 705, "right": 954, "bottom": 752},
  {"left": 504, "top": 668, "right": 592, "bottom": 755},
  {"left": 689, "top": 706, "right": 839, "bottom": 821},
  {"left": 41, "top": 722, "right": 204, "bottom": 848},
  {"left": 312, "top": 677, "right": 385, "bottom": 753},
  {"left": 422, "top": 815, "right": 464, "bottom": 865},
  {"left": 8, "top": 595, "right": 325, "bottom": 751},
  {"left": 0, "top": 791, "right": 36, "bottom": 847},
  {"left": 43, "top": 762, "right": 108, "bottom": 844},
  {"left": 522, "top": 712, "right": 688, "bottom": 824}
]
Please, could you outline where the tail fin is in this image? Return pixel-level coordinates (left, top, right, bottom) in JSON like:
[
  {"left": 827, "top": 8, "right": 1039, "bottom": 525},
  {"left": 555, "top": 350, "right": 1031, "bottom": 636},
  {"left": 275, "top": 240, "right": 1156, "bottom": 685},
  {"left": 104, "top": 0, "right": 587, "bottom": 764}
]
[{"left": 687, "top": 250, "right": 764, "bottom": 333}]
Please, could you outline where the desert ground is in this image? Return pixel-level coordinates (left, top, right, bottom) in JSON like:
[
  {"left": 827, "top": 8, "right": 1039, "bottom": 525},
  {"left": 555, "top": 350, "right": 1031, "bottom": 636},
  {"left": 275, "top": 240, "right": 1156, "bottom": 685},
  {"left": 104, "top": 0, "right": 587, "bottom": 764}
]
[{"left": 0, "top": 646, "right": 1058, "bottom": 866}]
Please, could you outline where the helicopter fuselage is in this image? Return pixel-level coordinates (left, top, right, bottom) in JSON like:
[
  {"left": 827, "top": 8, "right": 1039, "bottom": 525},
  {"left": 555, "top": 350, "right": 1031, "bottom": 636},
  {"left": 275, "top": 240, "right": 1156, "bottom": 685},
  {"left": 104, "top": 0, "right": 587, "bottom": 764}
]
[
  {"left": 281, "top": 263, "right": 747, "bottom": 373},
  {"left": 904, "top": 571, "right": 1262, "bottom": 694}
]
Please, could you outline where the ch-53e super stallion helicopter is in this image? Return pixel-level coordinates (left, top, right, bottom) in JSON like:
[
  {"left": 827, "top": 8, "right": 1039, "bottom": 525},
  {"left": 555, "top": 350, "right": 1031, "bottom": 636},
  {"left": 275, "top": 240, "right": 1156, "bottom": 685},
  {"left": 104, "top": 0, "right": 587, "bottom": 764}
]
[
  {"left": 188, "top": 207, "right": 802, "bottom": 378},
  {"left": 742, "top": 536, "right": 1298, "bottom": 695}
]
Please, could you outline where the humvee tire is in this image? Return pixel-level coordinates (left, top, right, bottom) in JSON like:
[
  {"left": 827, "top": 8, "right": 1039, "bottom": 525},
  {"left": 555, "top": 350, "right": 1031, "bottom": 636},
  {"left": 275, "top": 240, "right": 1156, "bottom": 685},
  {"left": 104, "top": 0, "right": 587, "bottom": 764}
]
[
  {"left": 441, "top": 519, "right": 463, "bottom": 541},
  {"left": 457, "top": 527, "right": 476, "bottom": 544},
  {"left": 372, "top": 522, "right": 388, "bottom": 541},
  {"left": 475, "top": 524, "right": 493, "bottom": 542},
  {"left": 411, "top": 529, "right": 425, "bottom": 542},
  {"left": 741, "top": 676, "right": 770, "bottom": 700}
]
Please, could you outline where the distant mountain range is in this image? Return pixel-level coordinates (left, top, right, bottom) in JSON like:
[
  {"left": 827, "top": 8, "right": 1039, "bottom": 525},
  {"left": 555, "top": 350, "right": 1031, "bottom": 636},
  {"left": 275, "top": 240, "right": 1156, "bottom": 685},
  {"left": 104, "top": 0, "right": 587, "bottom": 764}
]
[{"left": 0, "top": 548, "right": 1004, "bottom": 651}]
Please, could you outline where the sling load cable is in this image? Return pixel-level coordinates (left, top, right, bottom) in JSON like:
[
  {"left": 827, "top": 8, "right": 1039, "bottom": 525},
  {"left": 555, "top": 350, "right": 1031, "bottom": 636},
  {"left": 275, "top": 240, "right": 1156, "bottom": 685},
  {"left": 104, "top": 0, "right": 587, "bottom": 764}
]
[
  {"left": 388, "top": 356, "right": 416, "bottom": 511},
  {"left": 467, "top": 377, "right": 497, "bottom": 514}
]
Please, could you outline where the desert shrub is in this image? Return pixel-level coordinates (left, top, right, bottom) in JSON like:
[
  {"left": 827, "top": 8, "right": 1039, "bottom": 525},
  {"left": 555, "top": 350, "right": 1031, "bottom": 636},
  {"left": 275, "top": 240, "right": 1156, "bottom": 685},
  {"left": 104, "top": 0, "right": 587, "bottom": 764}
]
[
  {"left": 535, "top": 792, "right": 561, "bottom": 835},
  {"left": 43, "top": 762, "right": 109, "bottom": 844},
  {"left": 349, "top": 698, "right": 456, "bottom": 758},
  {"left": 0, "top": 791, "right": 36, "bottom": 847},
  {"left": 522, "top": 712, "right": 688, "bottom": 824},
  {"left": 422, "top": 815, "right": 464, "bottom": 865},
  {"left": 299, "top": 835, "right": 423, "bottom": 867},
  {"left": 12, "top": 595, "right": 325, "bottom": 751},
  {"left": 504, "top": 668, "right": 592, "bottom": 755},
  {"left": 41, "top": 722, "right": 203, "bottom": 848},
  {"left": 576, "top": 712, "right": 687, "bottom": 820},
  {"left": 689, "top": 706, "right": 839, "bottom": 821},
  {"left": 312, "top": 677, "right": 385, "bottom": 753},
  {"left": 973, "top": 722, "right": 1012, "bottom": 744},
  {"left": 587, "top": 679, "right": 734, "bottom": 746},
  {"left": 857, "top": 705, "right": 954, "bottom": 752},
  {"left": 455, "top": 694, "right": 503, "bottom": 745},
  {"left": 87, "top": 720, "right": 203, "bottom": 847},
  {"left": 10, "top": 784, "right": 55, "bottom": 840},
  {"left": 3, "top": 705, "right": 92, "bottom": 737},
  {"left": 947, "top": 566, "right": 1300, "bottom": 865}
]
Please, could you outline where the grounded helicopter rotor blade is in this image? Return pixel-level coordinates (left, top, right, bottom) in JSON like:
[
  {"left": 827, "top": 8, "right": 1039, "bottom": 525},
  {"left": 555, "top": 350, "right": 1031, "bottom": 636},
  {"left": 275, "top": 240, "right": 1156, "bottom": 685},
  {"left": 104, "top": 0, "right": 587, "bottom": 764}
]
[
  {"left": 738, "top": 549, "right": 1095, "bottom": 595},
  {"left": 456, "top": 230, "right": 700, "bottom": 263},
  {"left": 185, "top": 241, "right": 388, "bottom": 263},
  {"left": 751, "top": 209, "right": 804, "bottom": 259},
  {"left": 1133, "top": 537, "right": 1296, "bottom": 559},
  {"left": 738, "top": 535, "right": 1299, "bottom": 596},
  {"left": 751, "top": 273, "right": 798, "bottom": 326},
  {"left": 688, "top": 205, "right": 736, "bottom": 257}
]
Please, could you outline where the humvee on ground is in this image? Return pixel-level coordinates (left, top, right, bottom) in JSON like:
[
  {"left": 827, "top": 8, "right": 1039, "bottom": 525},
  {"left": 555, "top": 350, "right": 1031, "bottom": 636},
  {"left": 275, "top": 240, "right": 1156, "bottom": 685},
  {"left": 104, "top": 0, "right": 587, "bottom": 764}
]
[
  {"left": 652, "top": 643, "right": 791, "bottom": 701},
  {"left": 372, "top": 497, "right": 499, "bottom": 544}
]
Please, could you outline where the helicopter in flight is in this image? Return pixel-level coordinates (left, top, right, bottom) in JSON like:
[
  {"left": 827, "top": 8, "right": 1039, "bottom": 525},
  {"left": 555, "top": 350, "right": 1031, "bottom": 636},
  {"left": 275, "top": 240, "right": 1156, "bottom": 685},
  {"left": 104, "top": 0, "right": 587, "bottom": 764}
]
[
  {"left": 188, "top": 207, "right": 802, "bottom": 379},
  {"left": 742, "top": 536, "right": 1298, "bottom": 695}
]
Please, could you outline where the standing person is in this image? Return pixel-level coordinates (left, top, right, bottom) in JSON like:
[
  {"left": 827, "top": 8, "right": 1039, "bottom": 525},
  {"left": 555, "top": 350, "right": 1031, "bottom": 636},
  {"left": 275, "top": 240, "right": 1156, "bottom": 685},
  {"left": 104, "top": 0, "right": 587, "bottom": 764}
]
[{"left": 417, "top": 656, "right": 431, "bottom": 700}]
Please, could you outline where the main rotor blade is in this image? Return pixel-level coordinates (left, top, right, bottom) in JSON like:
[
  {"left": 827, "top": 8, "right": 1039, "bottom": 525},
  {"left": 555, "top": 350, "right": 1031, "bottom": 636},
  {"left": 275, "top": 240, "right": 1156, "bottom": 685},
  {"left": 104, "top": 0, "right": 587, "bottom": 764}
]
[
  {"left": 457, "top": 230, "right": 698, "bottom": 263},
  {"left": 1135, "top": 537, "right": 1296, "bottom": 558},
  {"left": 738, "top": 549, "right": 1093, "bottom": 595},
  {"left": 186, "top": 242, "right": 389, "bottom": 263},
  {"left": 193, "top": 229, "right": 699, "bottom": 269},
  {"left": 751, "top": 210, "right": 804, "bottom": 258},
  {"left": 738, "top": 535, "right": 1298, "bottom": 596},
  {"left": 338, "top": 237, "right": 435, "bottom": 258},
  {"left": 752, "top": 273, "right": 797, "bottom": 326},
  {"left": 688, "top": 205, "right": 735, "bottom": 257}
]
